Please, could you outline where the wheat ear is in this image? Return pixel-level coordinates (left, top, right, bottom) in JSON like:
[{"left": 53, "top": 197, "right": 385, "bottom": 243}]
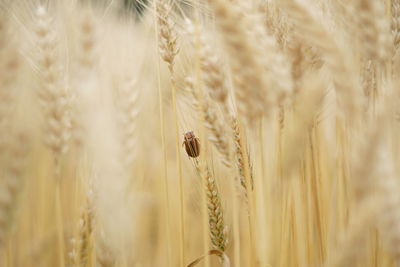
[
  {"left": 187, "top": 24, "right": 253, "bottom": 196},
  {"left": 279, "top": 0, "right": 360, "bottom": 123},
  {"left": 231, "top": 117, "right": 253, "bottom": 194},
  {"left": 156, "top": 0, "right": 179, "bottom": 72},
  {"left": 242, "top": 2, "right": 293, "bottom": 106},
  {"left": 77, "top": 11, "right": 96, "bottom": 69},
  {"left": 71, "top": 10, "right": 98, "bottom": 147},
  {"left": 281, "top": 73, "right": 326, "bottom": 177},
  {"left": 0, "top": 14, "right": 19, "bottom": 156},
  {"left": 195, "top": 29, "right": 230, "bottom": 115},
  {"left": 69, "top": 192, "right": 94, "bottom": 267},
  {"left": 356, "top": 0, "right": 392, "bottom": 66},
  {"left": 193, "top": 161, "right": 229, "bottom": 253},
  {"left": 114, "top": 77, "right": 139, "bottom": 169},
  {"left": 392, "top": 0, "right": 400, "bottom": 51},
  {"left": 186, "top": 76, "right": 231, "bottom": 168},
  {"left": 205, "top": 0, "right": 270, "bottom": 122},
  {"left": 96, "top": 234, "right": 116, "bottom": 267},
  {"left": 261, "top": 2, "right": 291, "bottom": 51},
  {"left": 34, "top": 6, "right": 71, "bottom": 168},
  {"left": 0, "top": 133, "right": 28, "bottom": 249}
]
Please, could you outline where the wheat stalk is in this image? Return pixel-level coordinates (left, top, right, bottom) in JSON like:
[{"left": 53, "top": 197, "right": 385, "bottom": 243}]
[
  {"left": 324, "top": 200, "right": 379, "bottom": 267},
  {"left": 373, "top": 142, "right": 400, "bottom": 261},
  {"left": 156, "top": 1, "right": 185, "bottom": 265}
]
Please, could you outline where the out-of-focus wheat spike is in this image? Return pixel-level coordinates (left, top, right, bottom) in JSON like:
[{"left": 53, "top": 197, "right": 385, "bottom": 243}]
[
  {"left": 330, "top": 107, "right": 393, "bottom": 266},
  {"left": 187, "top": 20, "right": 252, "bottom": 208},
  {"left": 34, "top": 6, "right": 71, "bottom": 165},
  {"left": 279, "top": 0, "right": 361, "bottom": 123},
  {"left": 96, "top": 235, "right": 116, "bottom": 267},
  {"left": 242, "top": 3, "right": 293, "bottom": 107},
  {"left": 356, "top": 0, "right": 392, "bottom": 66},
  {"left": 0, "top": 133, "right": 28, "bottom": 248},
  {"left": 0, "top": 15, "right": 19, "bottom": 156},
  {"left": 156, "top": 0, "right": 179, "bottom": 72},
  {"left": 260, "top": 1, "right": 291, "bottom": 51},
  {"left": 0, "top": 11, "right": 6, "bottom": 49},
  {"left": 71, "top": 10, "right": 98, "bottom": 147},
  {"left": 361, "top": 60, "right": 377, "bottom": 111},
  {"left": 206, "top": 0, "right": 271, "bottom": 122},
  {"left": 196, "top": 31, "right": 230, "bottom": 114},
  {"left": 79, "top": 55, "right": 134, "bottom": 265},
  {"left": 208, "top": 0, "right": 293, "bottom": 122},
  {"left": 287, "top": 42, "right": 307, "bottom": 96},
  {"left": 282, "top": 73, "right": 325, "bottom": 177},
  {"left": 69, "top": 192, "right": 94, "bottom": 267},
  {"left": 78, "top": 11, "right": 96, "bottom": 69},
  {"left": 392, "top": 0, "right": 400, "bottom": 51},
  {"left": 115, "top": 77, "right": 140, "bottom": 168},
  {"left": 186, "top": 77, "right": 231, "bottom": 168},
  {"left": 262, "top": 1, "right": 319, "bottom": 96}
]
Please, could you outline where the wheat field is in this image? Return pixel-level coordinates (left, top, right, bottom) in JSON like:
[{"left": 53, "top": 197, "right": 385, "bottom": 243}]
[{"left": 0, "top": 0, "right": 399, "bottom": 266}]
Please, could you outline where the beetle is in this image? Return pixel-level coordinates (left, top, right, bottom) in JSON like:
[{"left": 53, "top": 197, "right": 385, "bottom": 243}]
[{"left": 182, "top": 131, "right": 200, "bottom": 158}]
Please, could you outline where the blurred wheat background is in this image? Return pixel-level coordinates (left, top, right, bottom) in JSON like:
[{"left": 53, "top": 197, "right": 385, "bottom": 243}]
[{"left": 0, "top": 0, "right": 399, "bottom": 266}]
